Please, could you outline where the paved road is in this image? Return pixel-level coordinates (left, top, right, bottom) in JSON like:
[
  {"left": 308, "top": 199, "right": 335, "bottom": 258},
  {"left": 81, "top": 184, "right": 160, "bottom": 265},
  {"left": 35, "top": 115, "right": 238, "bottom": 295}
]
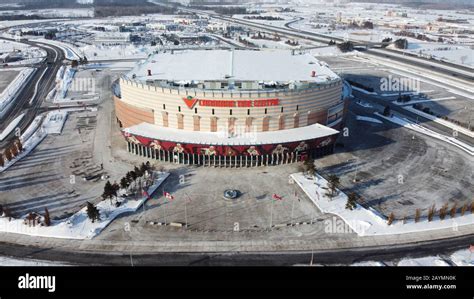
[
  {"left": 0, "top": 229, "right": 472, "bottom": 266},
  {"left": 0, "top": 38, "right": 65, "bottom": 148}
]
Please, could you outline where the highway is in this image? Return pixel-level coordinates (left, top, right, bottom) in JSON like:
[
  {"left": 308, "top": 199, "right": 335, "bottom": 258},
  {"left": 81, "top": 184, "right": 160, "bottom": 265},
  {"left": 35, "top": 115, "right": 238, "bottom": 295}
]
[
  {"left": 351, "top": 90, "right": 474, "bottom": 147},
  {"left": 180, "top": 7, "right": 474, "bottom": 82},
  {"left": 0, "top": 229, "right": 473, "bottom": 265},
  {"left": 0, "top": 38, "right": 65, "bottom": 149}
]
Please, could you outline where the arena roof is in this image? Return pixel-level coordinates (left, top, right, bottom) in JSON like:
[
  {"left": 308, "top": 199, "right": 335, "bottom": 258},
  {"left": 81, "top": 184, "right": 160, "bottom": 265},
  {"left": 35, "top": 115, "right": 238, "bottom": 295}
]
[
  {"left": 123, "top": 122, "right": 339, "bottom": 146},
  {"left": 127, "top": 49, "right": 339, "bottom": 84}
]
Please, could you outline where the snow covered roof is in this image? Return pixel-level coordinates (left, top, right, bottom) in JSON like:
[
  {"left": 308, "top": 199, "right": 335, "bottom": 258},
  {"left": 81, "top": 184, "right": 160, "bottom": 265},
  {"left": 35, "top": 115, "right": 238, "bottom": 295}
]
[
  {"left": 127, "top": 49, "right": 340, "bottom": 85},
  {"left": 124, "top": 122, "right": 339, "bottom": 146}
]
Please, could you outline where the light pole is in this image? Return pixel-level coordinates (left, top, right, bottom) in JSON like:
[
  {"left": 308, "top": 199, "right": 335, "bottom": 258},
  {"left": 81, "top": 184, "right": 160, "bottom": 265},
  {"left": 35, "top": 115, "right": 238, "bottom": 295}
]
[
  {"left": 291, "top": 191, "right": 296, "bottom": 225},
  {"left": 162, "top": 181, "right": 168, "bottom": 225},
  {"left": 184, "top": 192, "right": 192, "bottom": 228},
  {"left": 269, "top": 198, "right": 274, "bottom": 228}
]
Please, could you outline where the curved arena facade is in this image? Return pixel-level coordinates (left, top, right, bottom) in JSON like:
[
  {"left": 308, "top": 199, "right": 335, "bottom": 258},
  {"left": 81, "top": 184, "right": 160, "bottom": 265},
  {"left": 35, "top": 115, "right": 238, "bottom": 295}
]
[{"left": 114, "top": 49, "right": 348, "bottom": 167}]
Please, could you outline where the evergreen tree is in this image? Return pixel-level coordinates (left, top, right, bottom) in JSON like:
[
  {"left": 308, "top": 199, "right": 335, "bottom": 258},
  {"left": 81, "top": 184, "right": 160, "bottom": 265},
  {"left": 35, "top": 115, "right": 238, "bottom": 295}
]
[
  {"left": 86, "top": 202, "right": 100, "bottom": 223},
  {"left": 120, "top": 177, "right": 130, "bottom": 190},
  {"left": 134, "top": 166, "right": 143, "bottom": 177},
  {"left": 387, "top": 212, "right": 395, "bottom": 225},
  {"left": 10, "top": 144, "right": 18, "bottom": 157},
  {"left": 327, "top": 174, "right": 341, "bottom": 197},
  {"left": 102, "top": 180, "right": 113, "bottom": 202},
  {"left": 44, "top": 208, "right": 51, "bottom": 226},
  {"left": 14, "top": 138, "right": 23, "bottom": 152},
  {"left": 345, "top": 192, "right": 358, "bottom": 210},
  {"left": 4, "top": 148, "right": 12, "bottom": 161}
]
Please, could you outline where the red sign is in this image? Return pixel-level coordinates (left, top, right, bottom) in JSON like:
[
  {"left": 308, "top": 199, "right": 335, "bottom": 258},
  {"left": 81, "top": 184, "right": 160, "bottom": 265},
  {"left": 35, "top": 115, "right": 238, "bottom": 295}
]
[
  {"left": 183, "top": 96, "right": 199, "bottom": 109},
  {"left": 183, "top": 97, "right": 279, "bottom": 109}
]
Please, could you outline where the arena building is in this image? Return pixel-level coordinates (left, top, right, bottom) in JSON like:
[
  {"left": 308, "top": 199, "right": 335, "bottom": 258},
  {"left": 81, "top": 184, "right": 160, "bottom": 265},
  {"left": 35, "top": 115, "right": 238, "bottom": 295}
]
[{"left": 114, "top": 49, "right": 349, "bottom": 167}]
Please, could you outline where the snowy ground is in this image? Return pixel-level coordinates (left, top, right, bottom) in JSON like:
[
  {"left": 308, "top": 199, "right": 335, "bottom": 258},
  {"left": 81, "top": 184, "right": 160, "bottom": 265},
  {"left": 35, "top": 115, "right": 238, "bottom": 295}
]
[
  {"left": 33, "top": 38, "right": 82, "bottom": 60},
  {"left": 394, "top": 42, "right": 474, "bottom": 68},
  {"left": 0, "top": 38, "right": 46, "bottom": 65},
  {"left": 397, "top": 256, "right": 450, "bottom": 266},
  {"left": 0, "top": 112, "right": 24, "bottom": 141},
  {"left": 79, "top": 44, "right": 151, "bottom": 61},
  {"left": 0, "top": 256, "right": 71, "bottom": 266},
  {"left": 375, "top": 112, "right": 474, "bottom": 156},
  {"left": 0, "top": 172, "right": 169, "bottom": 239},
  {"left": 0, "top": 110, "right": 69, "bottom": 173},
  {"left": 291, "top": 172, "right": 474, "bottom": 237}
]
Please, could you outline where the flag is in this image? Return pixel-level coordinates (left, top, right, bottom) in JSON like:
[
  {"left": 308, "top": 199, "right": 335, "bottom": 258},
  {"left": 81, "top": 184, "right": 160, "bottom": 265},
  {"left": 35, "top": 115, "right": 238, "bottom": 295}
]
[
  {"left": 272, "top": 193, "right": 283, "bottom": 200},
  {"left": 142, "top": 189, "right": 150, "bottom": 199},
  {"left": 164, "top": 191, "right": 174, "bottom": 200}
]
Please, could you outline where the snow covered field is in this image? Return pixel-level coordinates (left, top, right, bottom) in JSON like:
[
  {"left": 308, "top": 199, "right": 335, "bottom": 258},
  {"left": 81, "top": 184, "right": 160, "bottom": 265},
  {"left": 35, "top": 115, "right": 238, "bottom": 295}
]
[
  {"left": 0, "top": 172, "right": 169, "bottom": 240},
  {"left": 397, "top": 42, "right": 474, "bottom": 68},
  {"left": 291, "top": 172, "right": 474, "bottom": 237},
  {"left": 79, "top": 44, "right": 151, "bottom": 61}
]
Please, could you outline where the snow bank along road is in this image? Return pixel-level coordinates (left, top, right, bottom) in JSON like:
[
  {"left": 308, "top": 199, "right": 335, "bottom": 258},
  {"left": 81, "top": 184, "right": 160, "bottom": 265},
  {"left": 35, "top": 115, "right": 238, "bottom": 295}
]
[{"left": 0, "top": 37, "right": 65, "bottom": 149}]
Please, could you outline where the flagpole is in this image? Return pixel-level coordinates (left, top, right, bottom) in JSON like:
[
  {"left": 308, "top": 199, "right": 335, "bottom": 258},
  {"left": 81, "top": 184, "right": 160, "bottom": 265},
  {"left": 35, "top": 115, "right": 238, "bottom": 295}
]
[
  {"left": 270, "top": 198, "right": 274, "bottom": 228},
  {"left": 291, "top": 192, "right": 295, "bottom": 225},
  {"left": 143, "top": 199, "right": 146, "bottom": 224},
  {"left": 184, "top": 193, "right": 191, "bottom": 228},
  {"left": 164, "top": 198, "right": 167, "bottom": 225}
]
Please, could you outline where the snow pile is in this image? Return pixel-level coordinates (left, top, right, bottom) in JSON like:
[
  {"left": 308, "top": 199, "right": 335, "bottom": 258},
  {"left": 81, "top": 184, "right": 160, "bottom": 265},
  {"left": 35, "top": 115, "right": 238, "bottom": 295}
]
[
  {"left": 310, "top": 46, "right": 344, "bottom": 57},
  {"left": 0, "top": 68, "right": 35, "bottom": 115},
  {"left": 291, "top": 172, "right": 474, "bottom": 237},
  {"left": 0, "top": 256, "right": 70, "bottom": 266},
  {"left": 397, "top": 256, "right": 450, "bottom": 267},
  {"left": 0, "top": 113, "right": 24, "bottom": 141},
  {"left": 450, "top": 249, "right": 474, "bottom": 266},
  {"left": 356, "top": 115, "right": 382, "bottom": 124},
  {"left": 375, "top": 112, "right": 474, "bottom": 156},
  {"left": 43, "top": 110, "right": 68, "bottom": 134},
  {"left": 0, "top": 172, "right": 169, "bottom": 239},
  {"left": 351, "top": 261, "right": 385, "bottom": 266},
  {"left": 355, "top": 100, "right": 374, "bottom": 109},
  {"left": 57, "top": 66, "right": 76, "bottom": 100}
]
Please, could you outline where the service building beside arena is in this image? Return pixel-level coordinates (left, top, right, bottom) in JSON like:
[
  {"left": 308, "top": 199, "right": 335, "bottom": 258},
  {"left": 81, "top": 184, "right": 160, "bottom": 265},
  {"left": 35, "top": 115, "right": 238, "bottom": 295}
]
[{"left": 114, "top": 49, "right": 349, "bottom": 167}]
